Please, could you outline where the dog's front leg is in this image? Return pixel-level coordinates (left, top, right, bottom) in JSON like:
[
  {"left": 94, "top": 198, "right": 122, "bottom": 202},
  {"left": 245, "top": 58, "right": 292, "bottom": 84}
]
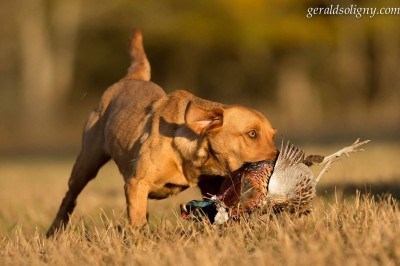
[{"left": 124, "top": 178, "right": 150, "bottom": 228}]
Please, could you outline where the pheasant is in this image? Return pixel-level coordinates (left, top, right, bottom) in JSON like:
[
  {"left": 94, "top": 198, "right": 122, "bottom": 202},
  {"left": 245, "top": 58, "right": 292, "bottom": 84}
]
[{"left": 181, "top": 138, "right": 369, "bottom": 224}]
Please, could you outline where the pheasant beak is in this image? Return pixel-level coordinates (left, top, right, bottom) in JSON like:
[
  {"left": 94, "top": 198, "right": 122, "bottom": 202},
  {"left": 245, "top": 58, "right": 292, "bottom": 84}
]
[{"left": 180, "top": 204, "right": 188, "bottom": 217}]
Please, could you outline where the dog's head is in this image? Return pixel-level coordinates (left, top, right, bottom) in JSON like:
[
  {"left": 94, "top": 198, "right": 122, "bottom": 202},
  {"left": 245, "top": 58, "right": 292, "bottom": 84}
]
[{"left": 184, "top": 101, "right": 278, "bottom": 173}]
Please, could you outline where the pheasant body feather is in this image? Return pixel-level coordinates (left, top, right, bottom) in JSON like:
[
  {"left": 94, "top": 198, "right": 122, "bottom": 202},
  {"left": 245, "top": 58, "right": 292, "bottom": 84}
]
[{"left": 265, "top": 141, "right": 316, "bottom": 213}]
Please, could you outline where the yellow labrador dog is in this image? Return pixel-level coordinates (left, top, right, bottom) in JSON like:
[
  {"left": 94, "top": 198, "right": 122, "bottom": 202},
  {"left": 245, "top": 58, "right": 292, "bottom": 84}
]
[{"left": 47, "top": 30, "right": 277, "bottom": 236}]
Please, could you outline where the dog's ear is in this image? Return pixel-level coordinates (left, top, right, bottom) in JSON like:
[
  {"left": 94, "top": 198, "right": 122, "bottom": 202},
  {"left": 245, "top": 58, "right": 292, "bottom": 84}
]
[{"left": 185, "top": 101, "right": 224, "bottom": 135}]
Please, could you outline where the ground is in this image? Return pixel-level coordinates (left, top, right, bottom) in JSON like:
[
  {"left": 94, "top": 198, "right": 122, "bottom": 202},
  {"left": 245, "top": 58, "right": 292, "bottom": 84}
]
[{"left": 0, "top": 141, "right": 399, "bottom": 265}]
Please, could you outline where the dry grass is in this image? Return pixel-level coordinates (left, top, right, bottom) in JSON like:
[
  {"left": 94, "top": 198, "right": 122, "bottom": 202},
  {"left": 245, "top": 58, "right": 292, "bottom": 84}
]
[{"left": 0, "top": 141, "right": 399, "bottom": 265}]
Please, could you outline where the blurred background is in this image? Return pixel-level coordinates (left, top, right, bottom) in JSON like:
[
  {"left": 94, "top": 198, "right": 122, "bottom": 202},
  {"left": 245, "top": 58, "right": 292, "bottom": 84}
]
[
  {"left": 1, "top": 0, "right": 399, "bottom": 153},
  {"left": 0, "top": 0, "right": 399, "bottom": 231}
]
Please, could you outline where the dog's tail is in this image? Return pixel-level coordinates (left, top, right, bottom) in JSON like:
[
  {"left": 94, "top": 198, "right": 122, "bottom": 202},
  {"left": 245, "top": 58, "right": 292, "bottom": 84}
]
[{"left": 125, "top": 29, "right": 151, "bottom": 81}]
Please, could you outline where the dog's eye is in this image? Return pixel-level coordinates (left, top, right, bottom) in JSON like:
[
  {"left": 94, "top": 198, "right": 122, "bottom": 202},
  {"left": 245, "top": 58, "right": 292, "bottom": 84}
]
[{"left": 247, "top": 130, "right": 257, "bottom": 139}]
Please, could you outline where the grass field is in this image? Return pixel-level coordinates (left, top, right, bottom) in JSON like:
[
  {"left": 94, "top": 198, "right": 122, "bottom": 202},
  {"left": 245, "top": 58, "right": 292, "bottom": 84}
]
[{"left": 1, "top": 140, "right": 399, "bottom": 265}]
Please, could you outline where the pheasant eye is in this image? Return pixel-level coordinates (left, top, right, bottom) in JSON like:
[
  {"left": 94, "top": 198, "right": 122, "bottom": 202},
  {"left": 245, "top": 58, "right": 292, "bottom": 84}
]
[{"left": 248, "top": 130, "right": 257, "bottom": 139}]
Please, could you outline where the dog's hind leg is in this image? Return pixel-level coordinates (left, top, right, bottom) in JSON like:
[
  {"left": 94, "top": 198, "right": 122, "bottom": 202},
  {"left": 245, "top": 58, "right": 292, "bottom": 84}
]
[{"left": 47, "top": 113, "right": 110, "bottom": 237}]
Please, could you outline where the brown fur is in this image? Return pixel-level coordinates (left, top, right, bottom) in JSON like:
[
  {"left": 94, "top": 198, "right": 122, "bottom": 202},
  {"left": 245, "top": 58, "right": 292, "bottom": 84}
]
[{"left": 47, "top": 29, "right": 277, "bottom": 237}]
